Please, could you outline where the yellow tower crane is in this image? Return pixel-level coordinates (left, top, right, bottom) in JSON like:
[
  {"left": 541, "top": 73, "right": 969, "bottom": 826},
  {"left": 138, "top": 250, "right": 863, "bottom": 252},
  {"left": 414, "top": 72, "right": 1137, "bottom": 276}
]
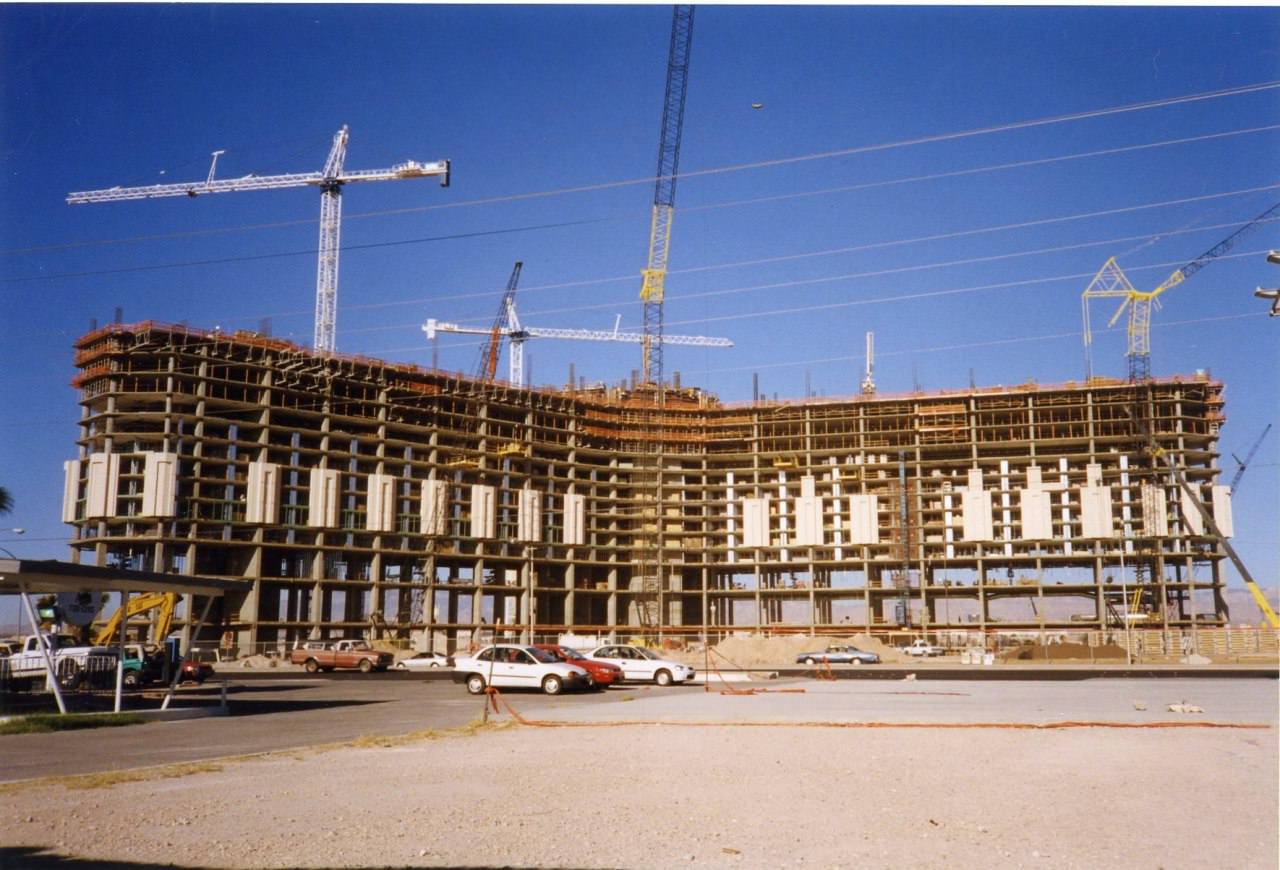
[
  {"left": 1082, "top": 200, "right": 1280, "bottom": 382},
  {"left": 639, "top": 5, "right": 696, "bottom": 386}
]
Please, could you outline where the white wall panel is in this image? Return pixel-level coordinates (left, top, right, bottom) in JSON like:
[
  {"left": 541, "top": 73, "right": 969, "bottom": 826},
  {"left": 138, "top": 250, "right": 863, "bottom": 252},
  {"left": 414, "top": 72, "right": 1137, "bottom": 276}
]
[
  {"left": 61, "top": 459, "right": 81, "bottom": 523},
  {"left": 470, "top": 484, "right": 496, "bottom": 539},
  {"left": 366, "top": 473, "right": 397, "bottom": 532},
  {"left": 961, "top": 488, "right": 993, "bottom": 541},
  {"left": 517, "top": 488, "right": 543, "bottom": 542},
  {"left": 793, "top": 495, "right": 822, "bottom": 546},
  {"left": 85, "top": 453, "right": 119, "bottom": 519},
  {"left": 848, "top": 493, "right": 879, "bottom": 545},
  {"left": 1180, "top": 488, "right": 1204, "bottom": 536},
  {"left": 1141, "top": 484, "right": 1168, "bottom": 537},
  {"left": 741, "top": 497, "right": 769, "bottom": 548},
  {"left": 1080, "top": 486, "right": 1115, "bottom": 538},
  {"left": 1212, "top": 486, "right": 1233, "bottom": 538},
  {"left": 420, "top": 479, "right": 447, "bottom": 536},
  {"left": 308, "top": 468, "right": 340, "bottom": 528},
  {"left": 245, "top": 460, "right": 280, "bottom": 525},
  {"left": 564, "top": 493, "right": 586, "bottom": 546},
  {"left": 1018, "top": 488, "right": 1053, "bottom": 540}
]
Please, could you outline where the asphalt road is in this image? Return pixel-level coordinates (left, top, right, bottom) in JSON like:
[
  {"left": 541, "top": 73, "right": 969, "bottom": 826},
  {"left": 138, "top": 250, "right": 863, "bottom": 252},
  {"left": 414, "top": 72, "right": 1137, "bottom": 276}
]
[
  {"left": 0, "top": 672, "right": 669, "bottom": 784},
  {"left": 3, "top": 669, "right": 1275, "bottom": 785}
]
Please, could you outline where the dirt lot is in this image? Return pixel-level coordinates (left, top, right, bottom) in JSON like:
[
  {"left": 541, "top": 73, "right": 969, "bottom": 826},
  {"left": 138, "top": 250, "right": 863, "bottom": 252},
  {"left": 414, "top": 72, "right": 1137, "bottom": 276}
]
[{"left": 1, "top": 677, "right": 1275, "bottom": 869}]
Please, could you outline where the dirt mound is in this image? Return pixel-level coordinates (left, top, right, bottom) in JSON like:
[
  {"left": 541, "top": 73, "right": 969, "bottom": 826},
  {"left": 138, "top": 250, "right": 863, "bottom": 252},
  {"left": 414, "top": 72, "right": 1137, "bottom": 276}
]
[{"left": 690, "top": 633, "right": 910, "bottom": 668}]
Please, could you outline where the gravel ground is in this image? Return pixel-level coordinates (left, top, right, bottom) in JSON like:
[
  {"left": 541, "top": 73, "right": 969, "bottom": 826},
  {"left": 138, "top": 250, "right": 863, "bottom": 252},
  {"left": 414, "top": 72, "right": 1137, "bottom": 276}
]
[{"left": 2, "top": 680, "right": 1276, "bottom": 869}]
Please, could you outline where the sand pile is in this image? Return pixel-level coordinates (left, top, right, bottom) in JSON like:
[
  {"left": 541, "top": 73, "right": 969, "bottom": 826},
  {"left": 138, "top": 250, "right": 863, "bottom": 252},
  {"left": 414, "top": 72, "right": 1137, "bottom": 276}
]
[{"left": 683, "top": 633, "right": 910, "bottom": 668}]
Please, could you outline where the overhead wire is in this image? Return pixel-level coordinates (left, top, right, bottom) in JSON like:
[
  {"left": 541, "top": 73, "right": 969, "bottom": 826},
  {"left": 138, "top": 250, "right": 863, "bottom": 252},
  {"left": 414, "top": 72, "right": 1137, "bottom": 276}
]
[
  {"left": 339, "top": 223, "right": 1275, "bottom": 336},
  {"left": 7, "top": 81, "right": 1278, "bottom": 259}
]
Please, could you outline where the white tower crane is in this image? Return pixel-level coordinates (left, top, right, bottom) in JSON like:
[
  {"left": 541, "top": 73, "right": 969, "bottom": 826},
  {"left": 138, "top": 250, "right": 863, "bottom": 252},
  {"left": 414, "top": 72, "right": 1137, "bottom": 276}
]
[
  {"left": 67, "top": 126, "right": 451, "bottom": 353},
  {"left": 423, "top": 264, "right": 732, "bottom": 388}
]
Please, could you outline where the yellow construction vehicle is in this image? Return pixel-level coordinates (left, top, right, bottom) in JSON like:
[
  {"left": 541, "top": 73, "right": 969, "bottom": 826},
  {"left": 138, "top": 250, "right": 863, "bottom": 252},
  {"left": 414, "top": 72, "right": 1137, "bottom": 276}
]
[{"left": 94, "top": 592, "right": 178, "bottom": 646}]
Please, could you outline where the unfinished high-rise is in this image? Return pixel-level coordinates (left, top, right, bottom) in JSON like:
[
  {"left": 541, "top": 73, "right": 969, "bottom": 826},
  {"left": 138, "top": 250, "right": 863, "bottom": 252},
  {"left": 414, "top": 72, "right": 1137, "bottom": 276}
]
[{"left": 64, "top": 322, "right": 1235, "bottom": 650}]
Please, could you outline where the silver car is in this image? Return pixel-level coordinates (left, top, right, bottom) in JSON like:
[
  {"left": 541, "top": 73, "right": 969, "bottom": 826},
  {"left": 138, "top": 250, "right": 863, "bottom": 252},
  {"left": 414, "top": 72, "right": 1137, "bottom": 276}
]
[{"left": 795, "top": 645, "right": 880, "bottom": 665}]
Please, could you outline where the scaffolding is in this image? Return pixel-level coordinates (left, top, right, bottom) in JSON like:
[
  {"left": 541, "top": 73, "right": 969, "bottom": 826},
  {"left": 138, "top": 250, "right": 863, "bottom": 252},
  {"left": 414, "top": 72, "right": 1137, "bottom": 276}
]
[{"left": 63, "top": 322, "right": 1242, "bottom": 652}]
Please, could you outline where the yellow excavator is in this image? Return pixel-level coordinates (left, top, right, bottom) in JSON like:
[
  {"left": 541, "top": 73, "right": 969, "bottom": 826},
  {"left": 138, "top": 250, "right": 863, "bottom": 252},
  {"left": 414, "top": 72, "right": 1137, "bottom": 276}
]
[{"left": 93, "top": 592, "right": 179, "bottom": 646}]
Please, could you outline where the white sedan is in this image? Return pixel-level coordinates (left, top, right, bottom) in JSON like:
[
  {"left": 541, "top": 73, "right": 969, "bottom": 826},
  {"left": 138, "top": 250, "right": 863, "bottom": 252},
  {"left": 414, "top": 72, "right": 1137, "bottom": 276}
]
[
  {"left": 394, "top": 651, "right": 453, "bottom": 671},
  {"left": 451, "top": 644, "right": 592, "bottom": 695},
  {"left": 586, "top": 644, "right": 696, "bottom": 686}
]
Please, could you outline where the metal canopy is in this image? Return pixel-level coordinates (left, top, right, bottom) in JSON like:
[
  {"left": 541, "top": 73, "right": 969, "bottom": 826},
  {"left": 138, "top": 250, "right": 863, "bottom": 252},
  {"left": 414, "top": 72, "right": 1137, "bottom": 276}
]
[{"left": 0, "top": 559, "right": 238, "bottom": 597}]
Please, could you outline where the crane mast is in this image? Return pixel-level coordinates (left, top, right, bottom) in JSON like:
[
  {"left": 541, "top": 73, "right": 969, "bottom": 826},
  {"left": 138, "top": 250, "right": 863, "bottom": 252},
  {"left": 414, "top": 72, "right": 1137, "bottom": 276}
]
[
  {"left": 640, "top": 5, "right": 695, "bottom": 386},
  {"left": 474, "top": 262, "right": 524, "bottom": 383},
  {"left": 67, "top": 126, "right": 451, "bottom": 353}
]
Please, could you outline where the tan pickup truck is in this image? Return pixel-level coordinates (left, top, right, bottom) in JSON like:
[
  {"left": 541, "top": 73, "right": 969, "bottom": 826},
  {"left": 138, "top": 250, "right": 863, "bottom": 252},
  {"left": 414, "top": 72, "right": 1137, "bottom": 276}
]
[{"left": 290, "top": 639, "right": 394, "bottom": 673}]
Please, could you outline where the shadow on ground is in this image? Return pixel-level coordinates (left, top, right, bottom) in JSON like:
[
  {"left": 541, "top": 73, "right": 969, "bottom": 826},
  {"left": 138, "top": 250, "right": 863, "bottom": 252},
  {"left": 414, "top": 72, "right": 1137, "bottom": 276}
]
[{"left": 1, "top": 846, "right": 578, "bottom": 870}]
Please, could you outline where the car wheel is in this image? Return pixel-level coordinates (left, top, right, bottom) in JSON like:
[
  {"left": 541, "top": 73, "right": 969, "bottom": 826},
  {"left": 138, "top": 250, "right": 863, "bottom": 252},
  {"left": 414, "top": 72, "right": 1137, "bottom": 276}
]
[
  {"left": 465, "top": 674, "right": 486, "bottom": 695},
  {"left": 358, "top": 658, "right": 373, "bottom": 674},
  {"left": 395, "top": 662, "right": 407, "bottom": 670},
  {"left": 304, "top": 658, "right": 319, "bottom": 674},
  {"left": 430, "top": 661, "right": 441, "bottom": 668},
  {"left": 804, "top": 657, "right": 816, "bottom": 665},
  {"left": 542, "top": 675, "right": 564, "bottom": 695},
  {"left": 123, "top": 669, "right": 141, "bottom": 689},
  {"left": 852, "top": 658, "right": 863, "bottom": 666},
  {"left": 654, "top": 669, "right": 673, "bottom": 686}
]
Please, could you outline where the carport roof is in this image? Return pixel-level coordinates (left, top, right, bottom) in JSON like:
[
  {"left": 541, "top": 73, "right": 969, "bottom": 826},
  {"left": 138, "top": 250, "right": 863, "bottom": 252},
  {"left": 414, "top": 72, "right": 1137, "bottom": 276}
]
[{"left": 0, "top": 558, "right": 238, "bottom": 596}]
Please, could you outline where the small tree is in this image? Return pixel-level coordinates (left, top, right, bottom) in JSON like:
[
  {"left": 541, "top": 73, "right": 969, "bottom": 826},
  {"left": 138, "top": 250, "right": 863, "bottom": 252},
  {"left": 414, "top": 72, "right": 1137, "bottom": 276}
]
[{"left": 0, "top": 486, "right": 11, "bottom": 515}]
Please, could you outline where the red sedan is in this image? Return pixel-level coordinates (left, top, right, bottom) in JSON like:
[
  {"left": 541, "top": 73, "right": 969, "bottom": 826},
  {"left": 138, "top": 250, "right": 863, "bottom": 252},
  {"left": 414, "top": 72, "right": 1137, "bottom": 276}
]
[{"left": 534, "top": 644, "right": 623, "bottom": 689}]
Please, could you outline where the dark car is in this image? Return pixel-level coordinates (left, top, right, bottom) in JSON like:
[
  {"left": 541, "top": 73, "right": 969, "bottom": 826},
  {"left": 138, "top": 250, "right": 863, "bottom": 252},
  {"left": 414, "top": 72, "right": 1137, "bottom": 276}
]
[
  {"left": 795, "top": 645, "right": 880, "bottom": 665},
  {"left": 534, "top": 643, "right": 624, "bottom": 689},
  {"left": 179, "top": 658, "right": 215, "bottom": 684}
]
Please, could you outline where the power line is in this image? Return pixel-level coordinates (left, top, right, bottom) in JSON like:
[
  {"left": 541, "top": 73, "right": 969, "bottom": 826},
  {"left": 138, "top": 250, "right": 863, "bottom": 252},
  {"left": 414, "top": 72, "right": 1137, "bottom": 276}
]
[
  {"left": 339, "top": 227, "right": 1274, "bottom": 338},
  {"left": 8, "top": 83, "right": 1277, "bottom": 257}
]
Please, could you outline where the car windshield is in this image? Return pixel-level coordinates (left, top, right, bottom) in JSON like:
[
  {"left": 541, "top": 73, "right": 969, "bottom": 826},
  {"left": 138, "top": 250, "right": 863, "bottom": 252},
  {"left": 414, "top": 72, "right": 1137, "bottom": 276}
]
[
  {"left": 526, "top": 647, "right": 559, "bottom": 663},
  {"left": 634, "top": 647, "right": 660, "bottom": 660},
  {"left": 557, "top": 647, "right": 586, "bottom": 661}
]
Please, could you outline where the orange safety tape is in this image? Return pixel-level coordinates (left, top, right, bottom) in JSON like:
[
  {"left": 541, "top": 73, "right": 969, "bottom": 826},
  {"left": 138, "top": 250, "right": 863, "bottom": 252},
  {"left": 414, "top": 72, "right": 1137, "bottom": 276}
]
[{"left": 483, "top": 691, "right": 1270, "bottom": 732}]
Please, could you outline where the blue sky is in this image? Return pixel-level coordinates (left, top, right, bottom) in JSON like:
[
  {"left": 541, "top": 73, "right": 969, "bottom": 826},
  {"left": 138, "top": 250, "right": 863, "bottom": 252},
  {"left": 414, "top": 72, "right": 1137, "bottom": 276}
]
[{"left": 1, "top": 4, "right": 1277, "bottom": 604}]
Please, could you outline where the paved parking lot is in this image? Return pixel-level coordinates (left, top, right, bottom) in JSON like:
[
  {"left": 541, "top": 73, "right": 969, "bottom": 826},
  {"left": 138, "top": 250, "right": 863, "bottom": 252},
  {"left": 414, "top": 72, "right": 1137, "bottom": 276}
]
[{"left": 3, "top": 670, "right": 1274, "bottom": 784}]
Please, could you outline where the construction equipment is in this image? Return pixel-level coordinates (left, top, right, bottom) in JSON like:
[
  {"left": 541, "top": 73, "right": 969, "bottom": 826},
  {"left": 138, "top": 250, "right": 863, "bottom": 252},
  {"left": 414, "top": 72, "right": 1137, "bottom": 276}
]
[
  {"left": 475, "top": 262, "right": 525, "bottom": 383},
  {"left": 1126, "top": 407, "right": 1279, "bottom": 629},
  {"left": 93, "top": 592, "right": 179, "bottom": 646},
  {"left": 1229, "top": 423, "right": 1272, "bottom": 494},
  {"left": 67, "top": 126, "right": 451, "bottom": 353},
  {"left": 424, "top": 261, "right": 731, "bottom": 388},
  {"left": 861, "top": 331, "right": 876, "bottom": 395},
  {"left": 1082, "top": 200, "right": 1280, "bottom": 382},
  {"left": 639, "top": 5, "right": 695, "bottom": 386}
]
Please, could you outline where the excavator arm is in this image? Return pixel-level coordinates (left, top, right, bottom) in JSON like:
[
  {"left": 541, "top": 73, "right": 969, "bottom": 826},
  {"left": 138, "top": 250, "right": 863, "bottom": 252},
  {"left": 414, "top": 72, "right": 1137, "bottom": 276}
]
[{"left": 94, "top": 592, "right": 179, "bottom": 645}]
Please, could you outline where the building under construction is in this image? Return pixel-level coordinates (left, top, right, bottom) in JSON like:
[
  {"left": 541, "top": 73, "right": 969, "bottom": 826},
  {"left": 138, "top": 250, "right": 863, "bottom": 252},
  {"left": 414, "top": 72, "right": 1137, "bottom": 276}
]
[{"left": 63, "top": 321, "right": 1237, "bottom": 651}]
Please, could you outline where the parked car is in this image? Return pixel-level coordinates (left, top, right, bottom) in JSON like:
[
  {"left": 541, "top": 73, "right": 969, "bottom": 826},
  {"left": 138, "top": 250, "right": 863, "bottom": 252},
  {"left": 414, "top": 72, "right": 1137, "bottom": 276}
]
[
  {"left": 452, "top": 644, "right": 591, "bottom": 695},
  {"left": 534, "top": 644, "right": 623, "bottom": 689},
  {"left": 179, "top": 658, "right": 215, "bottom": 684},
  {"left": 395, "top": 651, "right": 453, "bottom": 671},
  {"left": 585, "top": 644, "right": 695, "bottom": 686},
  {"left": 289, "top": 639, "right": 394, "bottom": 673},
  {"left": 900, "top": 639, "right": 946, "bottom": 657},
  {"left": 795, "top": 645, "right": 880, "bottom": 665}
]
